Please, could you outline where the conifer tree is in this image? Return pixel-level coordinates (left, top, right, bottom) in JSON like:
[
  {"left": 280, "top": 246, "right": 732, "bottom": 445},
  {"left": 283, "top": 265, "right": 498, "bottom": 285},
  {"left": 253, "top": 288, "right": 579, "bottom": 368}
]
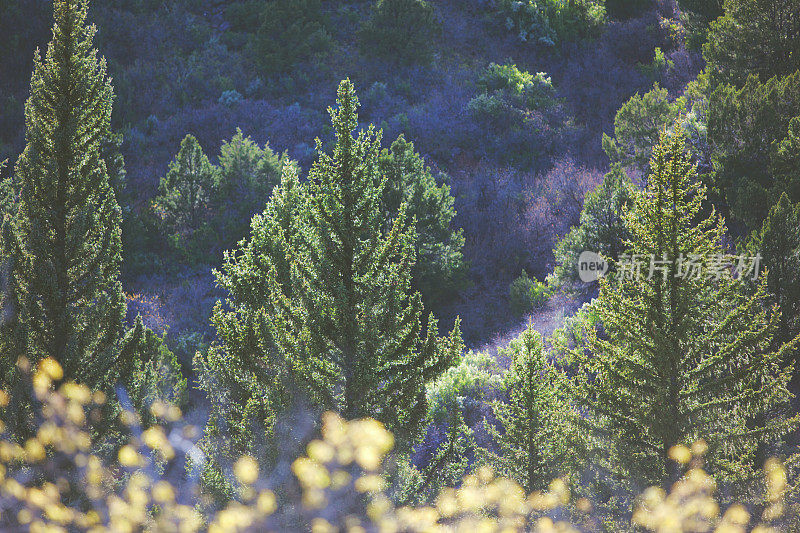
[
  {"left": 266, "top": 80, "right": 462, "bottom": 440},
  {"left": 118, "top": 316, "right": 186, "bottom": 427},
  {"left": 195, "top": 165, "right": 307, "bottom": 477},
  {"left": 200, "top": 81, "right": 463, "bottom": 458},
  {"left": 6, "top": 0, "right": 125, "bottom": 385},
  {"left": 570, "top": 126, "right": 798, "bottom": 495},
  {"left": 481, "top": 324, "right": 578, "bottom": 493},
  {"left": 153, "top": 134, "right": 217, "bottom": 237},
  {"left": 212, "top": 128, "right": 290, "bottom": 252},
  {"left": 746, "top": 193, "right": 800, "bottom": 359}
]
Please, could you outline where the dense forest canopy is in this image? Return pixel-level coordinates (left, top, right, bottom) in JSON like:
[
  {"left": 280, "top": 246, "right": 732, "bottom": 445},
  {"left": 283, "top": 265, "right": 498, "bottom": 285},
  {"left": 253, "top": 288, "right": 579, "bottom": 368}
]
[{"left": 0, "top": 0, "right": 799, "bottom": 530}]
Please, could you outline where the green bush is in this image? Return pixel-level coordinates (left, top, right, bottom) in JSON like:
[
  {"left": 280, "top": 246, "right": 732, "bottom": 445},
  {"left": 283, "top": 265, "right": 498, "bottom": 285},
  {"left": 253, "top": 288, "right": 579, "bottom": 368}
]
[
  {"left": 251, "top": 0, "right": 332, "bottom": 74},
  {"left": 497, "top": 0, "right": 606, "bottom": 46},
  {"left": 468, "top": 62, "right": 561, "bottom": 127},
  {"left": 477, "top": 62, "right": 558, "bottom": 109},
  {"left": 359, "top": 0, "right": 441, "bottom": 63},
  {"left": 509, "top": 270, "right": 551, "bottom": 316},
  {"left": 427, "top": 350, "right": 502, "bottom": 422},
  {"left": 466, "top": 92, "right": 517, "bottom": 125}
]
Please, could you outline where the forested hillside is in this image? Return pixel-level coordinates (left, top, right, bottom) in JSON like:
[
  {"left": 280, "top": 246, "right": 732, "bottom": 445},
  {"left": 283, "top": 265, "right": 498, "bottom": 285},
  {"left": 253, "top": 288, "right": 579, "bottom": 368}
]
[{"left": 0, "top": 0, "right": 799, "bottom": 530}]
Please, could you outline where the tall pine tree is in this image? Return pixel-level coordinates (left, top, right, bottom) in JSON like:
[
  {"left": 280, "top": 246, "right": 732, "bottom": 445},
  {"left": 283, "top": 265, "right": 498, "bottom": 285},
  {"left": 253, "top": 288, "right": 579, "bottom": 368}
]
[
  {"left": 6, "top": 0, "right": 125, "bottom": 385},
  {"left": 200, "top": 80, "right": 462, "bottom": 459},
  {"left": 570, "top": 126, "right": 798, "bottom": 497},
  {"left": 268, "top": 80, "right": 462, "bottom": 438}
]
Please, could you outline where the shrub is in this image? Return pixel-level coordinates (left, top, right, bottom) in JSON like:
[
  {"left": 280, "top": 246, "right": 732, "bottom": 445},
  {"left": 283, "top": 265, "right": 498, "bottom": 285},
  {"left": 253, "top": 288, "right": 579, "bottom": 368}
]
[
  {"left": 0, "top": 364, "right": 794, "bottom": 531},
  {"left": 497, "top": 0, "right": 606, "bottom": 46},
  {"left": 509, "top": 270, "right": 551, "bottom": 316},
  {"left": 427, "top": 350, "right": 503, "bottom": 422},
  {"left": 359, "top": 0, "right": 441, "bottom": 63},
  {"left": 217, "top": 89, "right": 242, "bottom": 107},
  {"left": 250, "top": 0, "right": 332, "bottom": 74},
  {"left": 476, "top": 62, "right": 558, "bottom": 109},
  {"left": 466, "top": 62, "right": 570, "bottom": 166}
]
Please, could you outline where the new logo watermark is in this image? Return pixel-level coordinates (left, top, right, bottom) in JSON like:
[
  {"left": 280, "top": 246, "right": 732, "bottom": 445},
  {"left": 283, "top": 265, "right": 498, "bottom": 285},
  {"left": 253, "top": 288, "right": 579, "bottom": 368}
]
[
  {"left": 577, "top": 251, "right": 764, "bottom": 282},
  {"left": 578, "top": 251, "right": 609, "bottom": 283}
]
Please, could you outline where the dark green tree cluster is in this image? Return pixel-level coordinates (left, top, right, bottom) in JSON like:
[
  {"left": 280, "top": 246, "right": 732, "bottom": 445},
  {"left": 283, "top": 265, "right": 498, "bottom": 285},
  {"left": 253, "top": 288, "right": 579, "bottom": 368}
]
[
  {"left": 703, "top": 0, "right": 800, "bottom": 87},
  {"left": 744, "top": 194, "right": 800, "bottom": 369},
  {"left": 251, "top": 0, "right": 332, "bottom": 75},
  {"left": 707, "top": 72, "right": 800, "bottom": 228},
  {"left": 601, "top": 83, "right": 684, "bottom": 175},
  {"left": 0, "top": 0, "right": 182, "bottom": 441},
  {"left": 359, "top": 0, "right": 441, "bottom": 64},
  {"left": 196, "top": 80, "right": 463, "bottom": 495},
  {"left": 152, "top": 130, "right": 290, "bottom": 263},
  {"left": 377, "top": 135, "right": 468, "bottom": 308}
]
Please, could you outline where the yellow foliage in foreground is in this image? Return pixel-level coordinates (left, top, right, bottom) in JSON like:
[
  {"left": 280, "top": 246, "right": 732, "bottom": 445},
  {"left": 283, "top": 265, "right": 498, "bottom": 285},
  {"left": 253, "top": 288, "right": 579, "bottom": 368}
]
[{"left": 0, "top": 359, "right": 790, "bottom": 532}]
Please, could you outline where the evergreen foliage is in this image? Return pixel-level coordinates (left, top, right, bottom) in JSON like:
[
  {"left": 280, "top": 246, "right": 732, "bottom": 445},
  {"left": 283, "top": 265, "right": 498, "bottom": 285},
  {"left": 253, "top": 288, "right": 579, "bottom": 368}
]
[
  {"left": 251, "top": 0, "right": 332, "bottom": 74},
  {"left": 265, "top": 79, "right": 463, "bottom": 440},
  {"left": 509, "top": 271, "right": 551, "bottom": 316},
  {"left": 118, "top": 316, "right": 186, "bottom": 428},
  {"left": 0, "top": 0, "right": 184, "bottom": 442},
  {"left": 745, "top": 194, "right": 800, "bottom": 361},
  {"left": 359, "top": 0, "right": 441, "bottom": 64},
  {"left": 569, "top": 126, "right": 798, "bottom": 496},
  {"left": 601, "top": 84, "right": 683, "bottom": 175},
  {"left": 496, "top": 0, "right": 606, "bottom": 46},
  {"left": 707, "top": 72, "right": 800, "bottom": 228},
  {"left": 703, "top": 0, "right": 800, "bottom": 87},
  {"left": 198, "top": 81, "right": 464, "bottom": 489},
  {"left": 153, "top": 134, "right": 217, "bottom": 240},
  {"left": 4, "top": 0, "right": 125, "bottom": 387},
  {"left": 213, "top": 128, "right": 290, "bottom": 253},
  {"left": 393, "top": 408, "right": 474, "bottom": 505},
  {"left": 195, "top": 166, "right": 307, "bottom": 482},
  {"left": 550, "top": 166, "right": 635, "bottom": 290},
  {"left": 377, "top": 135, "right": 467, "bottom": 308},
  {"left": 481, "top": 325, "right": 578, "bottom": 493}
]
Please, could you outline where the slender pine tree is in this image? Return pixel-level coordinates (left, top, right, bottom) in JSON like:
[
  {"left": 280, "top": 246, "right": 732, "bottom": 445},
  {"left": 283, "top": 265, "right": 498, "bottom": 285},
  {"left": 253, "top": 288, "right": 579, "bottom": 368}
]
[
  {"left": 570, "top": 126, "right": 798, "bottom": 498},
  {"left": 481, "top": 324, "right": 579, "bottom": 493},
  {"left": 153, "top": 134, "right": 217, "bottom": 237},
  {"left": 6, "top": 0, "right": 125, "bottom": 386}
]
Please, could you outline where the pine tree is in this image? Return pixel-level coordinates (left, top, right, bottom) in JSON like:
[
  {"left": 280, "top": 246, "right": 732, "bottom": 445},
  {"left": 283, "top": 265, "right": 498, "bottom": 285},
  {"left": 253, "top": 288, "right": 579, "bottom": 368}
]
[
  {"left": 153, "top": 134, "right": 217, "bottom": 238},
  {"left": 201, "top": 80, "right": 463, "bottom": 458},
  {"left": 118, "top": 316, "right": 186, "bottom": 428},
  {"left": 570, "top": 126, "right": 798, "bottom": 497},
  {"left": 213, "top": 128, "right": 290, "bottom": 252},
  {"left": 481, "top": 324, "right": 578, "bottom": 493},
  {"left": 267, "top": 80, "right": 462, "bottom": 439},
  {"left": 6, "top": 0, "right": 125, "bottom": 385},
  {"left": 195, "top": 166, "right": 307, "bottom": 479}
]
